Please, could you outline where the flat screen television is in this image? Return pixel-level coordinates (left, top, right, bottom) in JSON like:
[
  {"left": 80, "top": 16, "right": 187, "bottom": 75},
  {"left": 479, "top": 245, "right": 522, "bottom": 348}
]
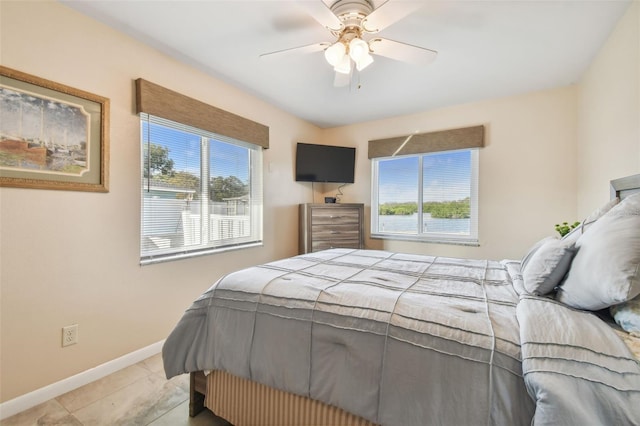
[{"left": 295, "top": 143, "right": 356, "bottom": 183}]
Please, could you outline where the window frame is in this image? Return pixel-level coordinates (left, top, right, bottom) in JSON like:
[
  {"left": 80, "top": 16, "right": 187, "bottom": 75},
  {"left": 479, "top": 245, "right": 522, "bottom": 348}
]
[
  {"left": 370, "top": 148, "right": 479, "bottom": 245},
  {"left": 139, "top": 114, "right": 263, "bottom": 265}
]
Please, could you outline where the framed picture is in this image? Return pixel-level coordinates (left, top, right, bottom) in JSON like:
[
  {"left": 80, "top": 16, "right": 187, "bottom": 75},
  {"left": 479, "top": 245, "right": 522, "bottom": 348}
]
[{"left": 0, "top": 66, "right": 109, "bottom": 192}]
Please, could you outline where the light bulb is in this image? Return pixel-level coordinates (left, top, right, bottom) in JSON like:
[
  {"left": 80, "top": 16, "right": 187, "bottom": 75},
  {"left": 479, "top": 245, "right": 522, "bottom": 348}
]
[
  {"left": 324, "top": 42, "right": 346, "bottom": 67},
  {"left": 355, "top": 52, "right": 374, "bottom": 71},
  {"left": 334, "top": 54, "right": 352, "bottom": 74},
  {"left": 349, "top": 38, "right": 370, "bottom": 62}
]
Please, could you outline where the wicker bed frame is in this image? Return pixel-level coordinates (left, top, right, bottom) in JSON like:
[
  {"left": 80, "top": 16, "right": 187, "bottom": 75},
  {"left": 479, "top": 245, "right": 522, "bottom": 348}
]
[
  {"left": 190, "top": 370, "right": 375, "bottom": 425},
  {"left": 187, "top": 174, "right": 640, "bottom": 425}
]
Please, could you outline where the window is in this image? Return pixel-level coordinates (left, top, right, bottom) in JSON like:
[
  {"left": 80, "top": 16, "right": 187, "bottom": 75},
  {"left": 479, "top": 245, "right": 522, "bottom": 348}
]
[
  {"left": 371, "top": 149, "right": 478, "bottom": 244},
  {"left": 140, "top": 114, "right": 263, "bottom": 264}
]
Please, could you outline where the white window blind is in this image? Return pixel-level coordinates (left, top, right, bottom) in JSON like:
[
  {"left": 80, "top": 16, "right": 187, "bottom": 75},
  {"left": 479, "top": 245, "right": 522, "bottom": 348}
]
[
  {"left": 140, "top": 114, "right": 263, "bottom": 264},
  {"left": 371, "top": 149, "right": 479, "bottom": 244}
]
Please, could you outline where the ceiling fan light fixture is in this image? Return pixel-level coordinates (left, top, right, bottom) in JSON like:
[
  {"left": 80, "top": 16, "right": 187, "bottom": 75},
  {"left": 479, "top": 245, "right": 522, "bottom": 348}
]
[
  {"left": 324, "top": 42, "right": 346, "bottom": 66},
  {"left": 348, "top": 37, "right": 369, "bottom": 62},
  {"left": 334, "top": 54, "right": 352, "bottom": 74},
  {"left": 262, "top": 0, "right": 437, "bottom": 86},
  {"left": 355, "top": 52, "right": 374, "bottom": 71}
]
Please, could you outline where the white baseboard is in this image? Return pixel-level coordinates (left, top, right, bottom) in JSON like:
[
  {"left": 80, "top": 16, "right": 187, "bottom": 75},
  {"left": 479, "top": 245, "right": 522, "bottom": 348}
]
[{"left": 0, "top": 340, "right": 165, "bottom": 420}]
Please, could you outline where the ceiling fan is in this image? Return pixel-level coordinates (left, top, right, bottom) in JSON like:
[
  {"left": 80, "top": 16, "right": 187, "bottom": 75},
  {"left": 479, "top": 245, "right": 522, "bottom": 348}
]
[{"left": 260, "top": 0, "right": 437, "bottom": 86}]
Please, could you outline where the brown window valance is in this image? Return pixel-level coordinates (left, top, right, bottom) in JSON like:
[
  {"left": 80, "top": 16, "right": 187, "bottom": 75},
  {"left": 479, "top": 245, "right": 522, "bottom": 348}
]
[
  {"left": 368, "top": 125, "right": 484, "bottom": 159},
  {"left": 135, "top": 78, "right": 269, "bottom": 149}
]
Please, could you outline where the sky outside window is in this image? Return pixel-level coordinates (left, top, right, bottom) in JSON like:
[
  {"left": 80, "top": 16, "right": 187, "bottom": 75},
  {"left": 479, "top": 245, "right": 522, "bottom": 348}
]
[
  {"left": 423, "top": 150, "right": 471, "bottom": 202},
  {"left": 143, "top": 122, "right": 248, "bottom": 182},
  {"left": 378, "top": 156, "right": 419, "bottom": 204},
  {"left": 378, "top": 151, "right": 470, "bottom": 204},
  {"left": 210, "top": 139, "right": 249, "bottom": 182}
]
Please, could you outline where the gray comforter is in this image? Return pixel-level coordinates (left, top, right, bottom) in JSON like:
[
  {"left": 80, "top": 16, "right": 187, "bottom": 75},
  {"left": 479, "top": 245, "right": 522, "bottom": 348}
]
[
  {"left": 163, "top": 249, "right": 640, "bottom": 425},
  {"left": 517, "top": 296, "right": 640, "bottom": 425}
]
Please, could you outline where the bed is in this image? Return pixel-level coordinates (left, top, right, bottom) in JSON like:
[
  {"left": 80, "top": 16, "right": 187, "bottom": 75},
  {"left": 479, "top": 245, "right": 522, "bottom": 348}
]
[{"left": 162, "top": 174, "right": 640, "bottom": 426}]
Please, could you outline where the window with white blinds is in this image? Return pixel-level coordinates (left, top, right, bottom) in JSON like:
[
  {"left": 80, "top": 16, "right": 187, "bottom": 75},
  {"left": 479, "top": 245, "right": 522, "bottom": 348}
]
[
  {"left": 140, "top": 114, "right": 263, "bottom": 264},
  {"left": 371, "top": 149, "right": 479, "bottom": 244}
]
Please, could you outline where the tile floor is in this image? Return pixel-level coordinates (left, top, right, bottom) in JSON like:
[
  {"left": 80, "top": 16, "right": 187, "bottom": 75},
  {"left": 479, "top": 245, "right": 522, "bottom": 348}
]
[{"left": 1, "top": 354, "right": 231, "bottom": 426}]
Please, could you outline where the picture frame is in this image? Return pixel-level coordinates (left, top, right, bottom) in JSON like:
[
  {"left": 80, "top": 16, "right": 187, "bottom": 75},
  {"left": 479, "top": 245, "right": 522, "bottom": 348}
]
[{"left": 0, "top": 66, "right": 109, "bottom": 192}]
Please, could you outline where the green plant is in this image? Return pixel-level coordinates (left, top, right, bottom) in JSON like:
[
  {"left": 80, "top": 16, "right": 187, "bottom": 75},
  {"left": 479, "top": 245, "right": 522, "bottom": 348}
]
[{"left": 554, "top": 221, "right": 581, "bottom": 237}]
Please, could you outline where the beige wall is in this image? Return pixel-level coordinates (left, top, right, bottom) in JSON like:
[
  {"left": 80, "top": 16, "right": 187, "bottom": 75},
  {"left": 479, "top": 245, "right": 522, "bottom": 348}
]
[
  {"left": 0, "top": 0, "right": 322, "bottom": 402},
  {"left": 322, "top": 86, "right": 578, "bottom": 261},
  {"left": 0, "top": 0, "right": 637, "bottom": 406},
  {"left": 576, "top": 1, "right": 640, "bottom": 216}
]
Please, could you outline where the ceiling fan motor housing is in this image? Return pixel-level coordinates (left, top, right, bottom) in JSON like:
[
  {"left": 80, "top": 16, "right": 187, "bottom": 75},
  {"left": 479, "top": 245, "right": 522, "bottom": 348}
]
[{"left": 330, "top": 0, "right": 373, "bottom": 29}]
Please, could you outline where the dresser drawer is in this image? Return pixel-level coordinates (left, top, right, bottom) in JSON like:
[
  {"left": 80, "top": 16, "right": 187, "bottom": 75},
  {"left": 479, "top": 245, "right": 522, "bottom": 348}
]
[
  {"left": 311, "top": 224, "right": 360, "bottom": 240},
  {"left": 311, "top": 208, "right": 360, "bottom": 225},
  {"left": 312, "top": 239, "right": 362, "bottom": 251}
]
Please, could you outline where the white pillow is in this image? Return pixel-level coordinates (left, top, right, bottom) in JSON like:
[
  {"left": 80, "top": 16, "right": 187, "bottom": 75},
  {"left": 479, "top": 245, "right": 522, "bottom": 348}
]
[
  {"left": 556, "top": 193, "right": 640, "bottom": 310},
  {"left": 610, "top": 296, "right": 640, "bottom": 337},
  {"left": 522, "top": 238, "right": 575, "bottom": 296}
]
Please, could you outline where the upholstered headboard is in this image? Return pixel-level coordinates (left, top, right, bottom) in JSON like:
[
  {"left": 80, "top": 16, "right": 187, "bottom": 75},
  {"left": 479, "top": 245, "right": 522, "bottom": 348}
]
[{"left": 610, "top": 174, "right": 640, "bottom": 200}]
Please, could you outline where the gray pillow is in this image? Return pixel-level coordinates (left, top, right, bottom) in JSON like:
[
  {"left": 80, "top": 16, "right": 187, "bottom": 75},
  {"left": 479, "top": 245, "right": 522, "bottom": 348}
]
[
  {"left": 522, "top": 238, "right": 575, "bottom": 296},
  {"left": 556, "top": 193, "right": 640, "bottom": 310},
  {"left": 521, "top": 237, "right": 555, "bottom": 272}
]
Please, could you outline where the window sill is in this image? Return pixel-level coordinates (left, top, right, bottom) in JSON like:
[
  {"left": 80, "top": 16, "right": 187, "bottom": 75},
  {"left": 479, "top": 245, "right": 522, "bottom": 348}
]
[
  {"left": 140, "top": 241, "right": 263, "bottom": 266},
  {"left": 370, "top": 233, "right": 479, "bottom": 247}
]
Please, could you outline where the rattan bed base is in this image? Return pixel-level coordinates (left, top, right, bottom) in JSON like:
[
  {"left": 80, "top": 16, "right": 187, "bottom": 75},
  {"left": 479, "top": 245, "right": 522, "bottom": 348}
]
[{"left": 190, "top": 370, "right": 377, "bottom": 426}]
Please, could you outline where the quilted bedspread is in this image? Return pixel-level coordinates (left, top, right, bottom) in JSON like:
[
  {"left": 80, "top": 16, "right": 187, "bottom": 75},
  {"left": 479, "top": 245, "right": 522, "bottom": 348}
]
[{"left": 163, "top": 249, "right": 535, "bottom": 425}]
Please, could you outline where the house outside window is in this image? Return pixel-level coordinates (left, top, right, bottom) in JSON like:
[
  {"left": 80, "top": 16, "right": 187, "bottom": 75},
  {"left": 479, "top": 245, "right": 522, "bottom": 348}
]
[
  {"left": 140, "top": 114, "right": 263, "bottom": 264},
  {"left": 371, "top": 149, "right": 479, "bottom": 245}
]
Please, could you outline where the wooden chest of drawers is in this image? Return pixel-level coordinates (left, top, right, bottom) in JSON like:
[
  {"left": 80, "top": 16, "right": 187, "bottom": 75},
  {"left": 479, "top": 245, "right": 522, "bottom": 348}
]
[{"left": 299, "top": 203, "right": 364, "bottom": 254}]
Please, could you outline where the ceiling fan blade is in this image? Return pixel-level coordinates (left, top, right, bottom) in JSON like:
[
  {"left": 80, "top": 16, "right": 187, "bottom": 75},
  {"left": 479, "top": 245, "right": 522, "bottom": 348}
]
[
  {"left": 260, "top": 42, "right": 330, "bottom": 59},
  {"left": 361, "top": 1, "right": 424, "bottom": 33},
  {"left": 294, "top": 0, "right": 342, "bottom": 32},
  {"left": 368, "top": 37, "right": 437, "bottom": 65}
]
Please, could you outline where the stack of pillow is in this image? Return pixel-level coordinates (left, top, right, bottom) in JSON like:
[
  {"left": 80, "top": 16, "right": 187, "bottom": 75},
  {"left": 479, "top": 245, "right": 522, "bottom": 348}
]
[{"left": 520, "top": 193, "right": 640, "bottom": 337}]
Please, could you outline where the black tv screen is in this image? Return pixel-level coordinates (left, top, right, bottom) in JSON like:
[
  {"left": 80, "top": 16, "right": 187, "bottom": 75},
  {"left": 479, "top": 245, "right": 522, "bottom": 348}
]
[{"left": 295, "top": 143, "right": 356, "bottom": 183}]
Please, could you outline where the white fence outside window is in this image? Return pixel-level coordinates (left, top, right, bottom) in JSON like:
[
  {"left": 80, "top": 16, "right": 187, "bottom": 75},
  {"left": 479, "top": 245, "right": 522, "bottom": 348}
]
[{"left": 142, "top": 197, "right": 250, "bottom": 250}]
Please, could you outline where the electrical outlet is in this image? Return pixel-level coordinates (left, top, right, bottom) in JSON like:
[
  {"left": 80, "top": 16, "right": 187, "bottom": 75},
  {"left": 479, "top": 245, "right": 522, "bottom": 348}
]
[{"left": 62, "top": 324, "right": 78, "bottom": 347}]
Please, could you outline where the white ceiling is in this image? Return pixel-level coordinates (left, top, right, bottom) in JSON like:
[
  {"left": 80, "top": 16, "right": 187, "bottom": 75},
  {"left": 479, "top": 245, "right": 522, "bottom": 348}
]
[{"left": 61, "top": 0, "right": 631, "bottom": 128}]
